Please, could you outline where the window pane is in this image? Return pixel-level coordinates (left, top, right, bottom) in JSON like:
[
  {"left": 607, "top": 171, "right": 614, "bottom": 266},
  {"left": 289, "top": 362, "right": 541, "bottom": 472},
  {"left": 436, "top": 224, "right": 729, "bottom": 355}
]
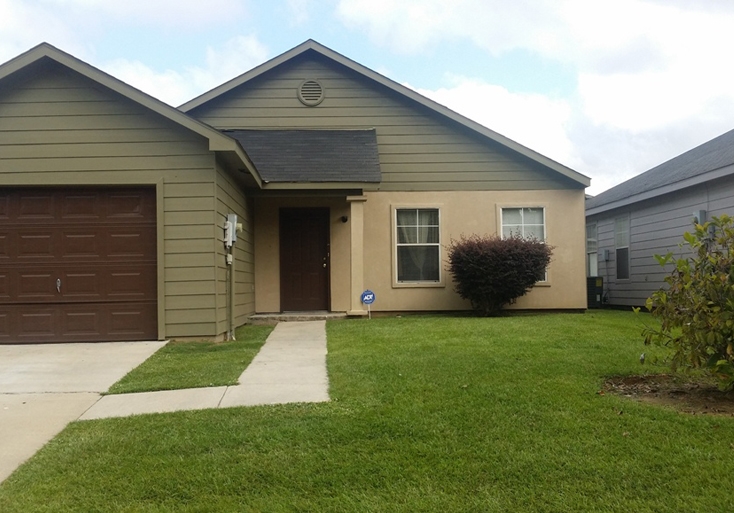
[
  {"left": 615, "top": 216, "right": 629, "bottom": 247},
  {"left": 418, "top": 226, "right": 439, "bottom": 243},
  {"left": 396, "top": 209, "right": 417, "bottom": 226},
  {"left": 587, "top": 253, "right": 598, "bottom": 277},
  {"left": 419, "top": 209, "right": 439, "bottom": 225},
  {"left": 397, "top": 246, "right": 439, "bottom": 281},
  {"left": 616, "top": 247, "right": 630, "bottom": 279},
  {"left": 503, "top": 208, "right": 522, "bottom": 225},
  {"left": 524, "top": 224, "right": 545, "bottom": 241},
  {"left": 397, "top": 226, "right": 416, "bottom": 244},
  {"left": 503, "top": 225, "right": 521, "bottom": 238},
  {"left": 523, "top": 208, "right": 544, "bottom": 225}
]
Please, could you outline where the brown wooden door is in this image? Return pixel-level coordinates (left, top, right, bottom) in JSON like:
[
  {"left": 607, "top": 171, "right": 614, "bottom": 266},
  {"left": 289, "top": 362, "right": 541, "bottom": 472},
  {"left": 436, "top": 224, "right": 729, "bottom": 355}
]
[
  {"left": 279, "top": 208, "right": 330, "bottom": 311},
  {"left": 0, "top": 187, "right": 157, "bottom": 343}
]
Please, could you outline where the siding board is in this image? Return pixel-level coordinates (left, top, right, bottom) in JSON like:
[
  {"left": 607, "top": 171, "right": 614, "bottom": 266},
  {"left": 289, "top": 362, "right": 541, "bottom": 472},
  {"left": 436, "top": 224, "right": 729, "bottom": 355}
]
[
  {"left": 190, "top": 55, "right": 568, "bottom": 191},
  {"left": 0, "top": 62, "right": 221, "bottom": 339}
]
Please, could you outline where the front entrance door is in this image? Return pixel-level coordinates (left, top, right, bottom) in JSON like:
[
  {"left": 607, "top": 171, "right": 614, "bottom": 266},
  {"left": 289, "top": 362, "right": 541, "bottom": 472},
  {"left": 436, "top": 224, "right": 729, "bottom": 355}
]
[{"left": 279, "top": 208, "right": 330, "bottom": 311}]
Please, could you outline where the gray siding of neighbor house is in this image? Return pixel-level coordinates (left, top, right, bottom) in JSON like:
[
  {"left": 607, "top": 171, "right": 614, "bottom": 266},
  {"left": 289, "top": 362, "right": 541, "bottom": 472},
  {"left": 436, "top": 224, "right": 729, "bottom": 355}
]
[
  {"left": 588, "top": 175, "right": 734, "bottom": 307},
  {"left": 188, "top": 54, "right": 576, "bottom": 191},
  {"left": 0, "top": 61, "right": 253, "bottom": 339}
]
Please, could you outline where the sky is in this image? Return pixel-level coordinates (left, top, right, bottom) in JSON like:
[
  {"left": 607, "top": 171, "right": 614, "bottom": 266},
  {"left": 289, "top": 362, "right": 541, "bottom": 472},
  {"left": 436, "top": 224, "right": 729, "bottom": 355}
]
[{"left": 2, "top": 0, "right": 734, "bottom": 195}]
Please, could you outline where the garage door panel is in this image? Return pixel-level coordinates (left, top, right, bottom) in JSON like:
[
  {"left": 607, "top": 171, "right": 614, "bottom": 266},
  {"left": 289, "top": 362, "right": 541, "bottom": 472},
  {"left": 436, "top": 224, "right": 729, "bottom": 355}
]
[
  {"left": 63, "top": 270, "right": 101, "bottom": 298},
  {"left": 0, "top": 272, "right": 8, "bottom": 299},
  {"left": 0, "top": 187, "right": 157, "bottom": 343},
  {"left": 18, "top": 271, "right": 57, "bottom": 300},
  {"left": 60, "top": 192, "right": 100, "bottom": 219},
  {"left": 107, "top": 190, "right": 154, "bottom": 220},
  {"left": 108, "top": 266, "right": 156, "bottom": 299},
  {"left": 108, "top": 228, "right": 156, "bottom": 258},
  {"left": 0, "top": 193, "right": 8, "bottom": 218},
  {"left": 19, "top": 308, "right": 57, "bottom": 339},
  {"left": 18, "top": 231, "right": 56, "bottom": 259},
  {"left": 62, "top": 231, "right": 99, "bottom": 258}
]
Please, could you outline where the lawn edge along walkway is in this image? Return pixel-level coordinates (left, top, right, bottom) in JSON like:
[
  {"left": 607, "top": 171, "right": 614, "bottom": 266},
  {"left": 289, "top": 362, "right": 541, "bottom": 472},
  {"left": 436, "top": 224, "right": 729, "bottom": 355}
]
[{"left": 80, "top": 321, "right": 329, "bottom": 420}]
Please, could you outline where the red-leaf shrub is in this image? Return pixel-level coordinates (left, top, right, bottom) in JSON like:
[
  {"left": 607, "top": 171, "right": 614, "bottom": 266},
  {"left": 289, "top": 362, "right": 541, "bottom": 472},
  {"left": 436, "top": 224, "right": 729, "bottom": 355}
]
[{"left": 447, "top": 234, "right": 553, "bottom": 316}]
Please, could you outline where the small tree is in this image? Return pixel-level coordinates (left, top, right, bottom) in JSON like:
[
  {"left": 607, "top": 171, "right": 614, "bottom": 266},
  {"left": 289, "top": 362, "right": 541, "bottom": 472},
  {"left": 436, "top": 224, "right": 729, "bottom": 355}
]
[
  {"left": 447, "top": 234, "right": 553, "bottom": 316},
  {"left": 642, "top": 214, "right": 734, "bottom": 390}
]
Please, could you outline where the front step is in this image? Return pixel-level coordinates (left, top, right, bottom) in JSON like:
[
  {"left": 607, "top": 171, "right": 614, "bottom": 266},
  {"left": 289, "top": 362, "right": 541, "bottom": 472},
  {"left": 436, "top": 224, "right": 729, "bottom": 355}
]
[{"left": 248, "top": 312, "right": 348, "bottom": 324}]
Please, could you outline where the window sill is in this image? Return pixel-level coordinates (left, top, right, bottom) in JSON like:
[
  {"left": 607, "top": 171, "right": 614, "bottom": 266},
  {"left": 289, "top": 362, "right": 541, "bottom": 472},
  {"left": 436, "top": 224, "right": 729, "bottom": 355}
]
[
  {"left": 534, "top": 282, "right": 551, "bottom": 287},
  {"left": 392, "top": 281, "right": 446, "bottom": 289}
]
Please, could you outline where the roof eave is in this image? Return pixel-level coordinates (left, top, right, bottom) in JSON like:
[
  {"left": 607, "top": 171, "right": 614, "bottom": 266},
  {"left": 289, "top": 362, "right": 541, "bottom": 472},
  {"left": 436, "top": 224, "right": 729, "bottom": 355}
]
[{"left": 586, "top": 162, "right": 734, "bottom": 216}]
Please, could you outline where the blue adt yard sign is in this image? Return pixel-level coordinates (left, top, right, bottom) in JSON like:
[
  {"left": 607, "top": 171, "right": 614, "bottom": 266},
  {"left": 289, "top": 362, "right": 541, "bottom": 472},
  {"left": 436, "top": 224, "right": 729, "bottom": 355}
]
[
  {"left": 361, "top": 290, "right": 375, "bottom": 319},
  {"left": 361, "top": 290, "right": 375, "bottom": 305}
]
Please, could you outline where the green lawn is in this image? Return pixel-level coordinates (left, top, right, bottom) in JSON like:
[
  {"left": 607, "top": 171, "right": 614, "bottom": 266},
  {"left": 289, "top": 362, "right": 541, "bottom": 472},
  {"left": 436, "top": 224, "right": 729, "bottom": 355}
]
[
  {"left": 1, "top": 311, "right": 733, "bottom": 512},
  {"left": 106, "top": 324, "right": 273, "bottom": 394}
]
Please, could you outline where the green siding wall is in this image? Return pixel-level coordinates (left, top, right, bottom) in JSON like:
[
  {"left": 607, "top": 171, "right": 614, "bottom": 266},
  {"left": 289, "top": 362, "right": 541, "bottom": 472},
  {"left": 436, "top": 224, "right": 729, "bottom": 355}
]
[
  {"left": 0, "top": 62, "right": 221, "bottom": 339},
  {"left": 214, "top": 162, "right": 255, "bottom": 334},
  {"left": 189, "top": 55, "right": 570, "bottom": 191}
]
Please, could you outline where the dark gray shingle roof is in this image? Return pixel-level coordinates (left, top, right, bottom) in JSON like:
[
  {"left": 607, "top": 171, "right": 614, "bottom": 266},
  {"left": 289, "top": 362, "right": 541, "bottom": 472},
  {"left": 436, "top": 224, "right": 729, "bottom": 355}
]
[
  {"left": 586, "top": 128, "right": 734, "bottom": 211},
  {"left": 226, "top": 129, "right": 381, "bottom": 183}
]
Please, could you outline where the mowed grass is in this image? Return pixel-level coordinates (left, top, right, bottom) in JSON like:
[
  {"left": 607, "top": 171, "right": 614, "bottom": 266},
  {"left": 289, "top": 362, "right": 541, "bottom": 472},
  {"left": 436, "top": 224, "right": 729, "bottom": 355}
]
[
  {"left": 106, "top": 324, "right": 273, "bottom": 394},
  {"left": 1, "top": 311, "right": 733, "bottom": 512}
]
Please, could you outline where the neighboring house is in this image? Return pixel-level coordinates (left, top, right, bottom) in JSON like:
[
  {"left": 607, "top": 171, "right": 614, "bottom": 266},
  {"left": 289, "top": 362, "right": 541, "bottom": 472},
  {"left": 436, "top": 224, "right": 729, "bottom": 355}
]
[
  {"left": 585, "top": 128, "right": 734, "bottom": 307},
  {"left": 0, "top": 40, "right": 589, "bottom": 344}
]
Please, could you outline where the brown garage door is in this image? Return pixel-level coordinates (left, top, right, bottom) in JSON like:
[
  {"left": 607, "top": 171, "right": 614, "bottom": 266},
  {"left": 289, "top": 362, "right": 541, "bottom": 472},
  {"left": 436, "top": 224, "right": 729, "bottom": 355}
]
[{"left": 0, "top": 187, "right": 157, "bottom": 343}]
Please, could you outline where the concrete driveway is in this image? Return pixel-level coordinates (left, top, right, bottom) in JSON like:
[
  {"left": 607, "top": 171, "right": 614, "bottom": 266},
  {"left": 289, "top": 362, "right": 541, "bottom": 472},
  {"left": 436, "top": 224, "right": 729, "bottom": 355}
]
[{"left": 0, "top": 341, "right": 165, "bottom": 483}]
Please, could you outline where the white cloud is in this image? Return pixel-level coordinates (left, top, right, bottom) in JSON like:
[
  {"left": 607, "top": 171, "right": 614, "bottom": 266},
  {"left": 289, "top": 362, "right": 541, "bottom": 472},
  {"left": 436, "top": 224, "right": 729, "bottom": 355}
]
[
  {"left": 337, "top": 0, "right": 734, "bottom": 194},
  {"left": 40, "top": 0, "right": 249, "bottom": 28},
  {"left": 413, "top": 76, "right": 575, "bottom": 169},
  {"left": 103, "top": 35, "right": 269, "bottom": 106}
]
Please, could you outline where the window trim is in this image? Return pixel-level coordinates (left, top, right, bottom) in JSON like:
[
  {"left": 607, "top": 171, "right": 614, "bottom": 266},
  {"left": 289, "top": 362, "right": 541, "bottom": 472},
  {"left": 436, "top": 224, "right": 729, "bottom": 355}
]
[
  {"left": 391, "top": 204, "right": 445, "bottom": 288},
  {"left": 497, "top": 205, "right": 550, "bottom": 285}
]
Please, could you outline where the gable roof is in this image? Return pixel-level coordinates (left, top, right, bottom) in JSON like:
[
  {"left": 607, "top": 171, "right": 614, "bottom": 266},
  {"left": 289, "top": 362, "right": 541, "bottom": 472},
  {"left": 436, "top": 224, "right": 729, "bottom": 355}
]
[
  {"left": 586, "top": 128, "right": 734, "bottom": 216},
  {"left": 226, "top": 130, "right": 381, "bottom": 185},
  {"left": 180, "top": 39, "right": 590, "bottom": 189},
  {"left": 0, "top": 42, "right": 262, "bottom": 187}
]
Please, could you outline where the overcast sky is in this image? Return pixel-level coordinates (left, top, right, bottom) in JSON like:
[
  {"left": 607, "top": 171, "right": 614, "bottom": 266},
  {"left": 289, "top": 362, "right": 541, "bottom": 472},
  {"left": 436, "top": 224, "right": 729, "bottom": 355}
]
[{"left": 2, "top": 0, "right": 733, "bottom": 195}]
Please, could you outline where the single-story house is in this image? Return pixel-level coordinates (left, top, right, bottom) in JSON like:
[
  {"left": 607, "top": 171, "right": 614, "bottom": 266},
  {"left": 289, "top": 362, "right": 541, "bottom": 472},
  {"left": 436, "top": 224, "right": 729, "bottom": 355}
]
[
  {"left": 0, "top": 40, "right": 589, "bottom": 344},
  {"left": 585, "top": 128, "right": 734, "bottom": 307}
]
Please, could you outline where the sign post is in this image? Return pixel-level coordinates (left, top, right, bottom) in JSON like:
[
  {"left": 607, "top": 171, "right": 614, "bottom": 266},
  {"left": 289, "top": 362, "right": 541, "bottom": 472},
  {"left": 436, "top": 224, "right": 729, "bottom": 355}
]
[{"left": 360, "top": 290, "right": 375, "bottom": 319}]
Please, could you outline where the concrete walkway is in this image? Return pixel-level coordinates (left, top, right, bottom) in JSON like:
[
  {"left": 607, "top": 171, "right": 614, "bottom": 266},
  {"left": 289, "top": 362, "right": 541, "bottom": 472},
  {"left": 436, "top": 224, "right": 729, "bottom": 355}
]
[
  {"left": 0, "top": 321, "right": 329, "bottom": 484},
  {"left": 80, "top": 320, "right": 329, "bottom": 420}
]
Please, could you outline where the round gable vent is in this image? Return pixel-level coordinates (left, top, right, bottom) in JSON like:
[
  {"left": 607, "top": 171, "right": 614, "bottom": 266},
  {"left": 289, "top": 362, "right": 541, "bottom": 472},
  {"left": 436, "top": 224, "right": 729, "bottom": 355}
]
[{"left": 298, "top": 79, "right": 325, "bottom": 106}]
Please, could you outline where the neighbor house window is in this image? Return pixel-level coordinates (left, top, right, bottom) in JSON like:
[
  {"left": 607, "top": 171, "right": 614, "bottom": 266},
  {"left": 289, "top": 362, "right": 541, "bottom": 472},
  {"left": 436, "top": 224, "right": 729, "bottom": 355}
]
[
  {"left": 501, "top": 207, "right": 545, "bottom": 241},
  {"left": 586, "top": 222, "right": 598, "bottom": 277},
  {"left": 615, "top": 215, "right": 630, "bottom": 280},
  {"left": 395, "top": 208, "right": 440, "bottom": 282}
]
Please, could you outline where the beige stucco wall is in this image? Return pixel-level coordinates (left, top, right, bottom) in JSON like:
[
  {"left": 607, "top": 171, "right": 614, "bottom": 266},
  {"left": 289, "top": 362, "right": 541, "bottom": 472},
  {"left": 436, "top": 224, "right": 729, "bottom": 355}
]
[
  {"left": 361, "top": 189, "right": 587, "bottom": 311},
  {"left": 253, "top": 196, "right": 351, "bottom": 313},
  {"left": 253, "top": 189, "right": 587, "bottom": 313}
]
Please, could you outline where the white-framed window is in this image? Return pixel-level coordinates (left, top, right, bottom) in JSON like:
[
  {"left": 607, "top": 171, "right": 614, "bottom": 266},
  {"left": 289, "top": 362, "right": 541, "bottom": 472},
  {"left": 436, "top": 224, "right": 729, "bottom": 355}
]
[
  {"left": 501, "top": 206, "right": 547, "bottom": 282},
  {"left": 615, "top": 215, "right": 630, "bottom": 280},
  {"left": 501, "top": 207, "right": 545, "bottom": 241},
  {"left": 395, "top": 208, "right": 440, "bottom": 283},
  {"left": 586, "top": 222, "right": 598, "bottom": 277}
]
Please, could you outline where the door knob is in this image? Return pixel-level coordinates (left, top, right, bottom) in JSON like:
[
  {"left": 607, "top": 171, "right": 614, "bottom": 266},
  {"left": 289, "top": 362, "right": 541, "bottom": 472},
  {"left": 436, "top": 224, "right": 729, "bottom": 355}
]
[
  {"left": 323, "top": 263, "right": 327, "bottom": 268},
  {"left": 56, "top": 278, "right": 61, "bottom": 293}
]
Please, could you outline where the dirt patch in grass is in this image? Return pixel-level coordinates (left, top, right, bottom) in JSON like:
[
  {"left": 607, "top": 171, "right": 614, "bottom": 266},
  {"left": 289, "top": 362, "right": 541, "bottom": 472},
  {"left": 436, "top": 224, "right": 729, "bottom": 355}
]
[{"left": 603, "top": 374, "right": 734, "bottom": 416}]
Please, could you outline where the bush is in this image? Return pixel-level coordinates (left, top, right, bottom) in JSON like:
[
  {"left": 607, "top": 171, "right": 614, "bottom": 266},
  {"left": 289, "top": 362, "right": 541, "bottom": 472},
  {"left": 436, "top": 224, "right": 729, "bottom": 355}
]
[
  {"left": 642, "top": 214, "right": 734, "bottom": 390},
  {"left": 447, "top": 234, "right": 553, "bottom": 316}
]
